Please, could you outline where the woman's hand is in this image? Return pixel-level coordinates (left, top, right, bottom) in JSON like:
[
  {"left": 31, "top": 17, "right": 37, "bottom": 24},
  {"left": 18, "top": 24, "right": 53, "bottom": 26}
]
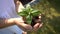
[
  {"left": 33, "top": 23, "right": 43, "bottom": 31},
  {"left": 14, "top": 17, "right": 32, "bottom": 31},
  {"left": 32, "top": 14, "right": 43, "bottom": 31}
]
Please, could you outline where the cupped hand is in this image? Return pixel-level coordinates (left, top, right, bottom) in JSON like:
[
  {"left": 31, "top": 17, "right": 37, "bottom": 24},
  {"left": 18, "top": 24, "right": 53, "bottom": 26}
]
[
  {"left": 33, "top": 23, "right": 43, "bottom": 31},
  {"left": 32, "top": 14, "right": 43, "bottom": 31},
  {"left": 14, "top": 17, "right": 32, "bottom": 31}
]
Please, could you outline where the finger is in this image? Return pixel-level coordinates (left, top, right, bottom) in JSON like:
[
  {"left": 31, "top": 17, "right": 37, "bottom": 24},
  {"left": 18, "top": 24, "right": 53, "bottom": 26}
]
[
  {"left": 18, "top": 23, "right": 32, "bottom": 31},
  {"left": 33, "top": 23, "right": 43, "bottom": 31},
  {"left": 23, "top": 24, "right": 32, "bottom": 31},
  {"left": 22, "top": 31, "right": 27, "bottom": 34},
  {"left": 33, "top": 23, "right": 40, "bottom": 31},
  {"left": 39, "top": 23, "right": 43, "bottom": 28},
  {"left": 33, "top": 23, "right": 40, "bottom": 28}
]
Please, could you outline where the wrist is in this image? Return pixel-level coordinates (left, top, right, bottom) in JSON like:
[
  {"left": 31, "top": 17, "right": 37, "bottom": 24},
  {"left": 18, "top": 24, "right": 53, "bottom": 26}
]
[{"left": 5, "top": 18, "right": 16, "bottom": 25}]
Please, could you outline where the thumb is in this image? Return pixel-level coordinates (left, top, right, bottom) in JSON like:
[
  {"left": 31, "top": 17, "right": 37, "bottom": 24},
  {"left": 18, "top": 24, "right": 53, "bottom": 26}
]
[{"left": 39, "top": 23, "right": 43, "bottom": 28}]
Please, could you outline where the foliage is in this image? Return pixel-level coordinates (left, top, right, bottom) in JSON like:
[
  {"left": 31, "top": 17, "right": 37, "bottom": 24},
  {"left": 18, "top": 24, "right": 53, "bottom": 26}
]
[{"left": 18, "top": 5, "right": 41, "bottom": 24}]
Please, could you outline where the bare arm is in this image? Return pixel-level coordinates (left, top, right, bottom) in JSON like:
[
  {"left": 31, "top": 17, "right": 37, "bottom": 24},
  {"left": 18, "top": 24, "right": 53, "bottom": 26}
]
[
  {"left": 0, "top": 18, "right": 32, "bottom": 31},
  {"left": 0, "top": 18, "right": 15, "bottom": 29}
]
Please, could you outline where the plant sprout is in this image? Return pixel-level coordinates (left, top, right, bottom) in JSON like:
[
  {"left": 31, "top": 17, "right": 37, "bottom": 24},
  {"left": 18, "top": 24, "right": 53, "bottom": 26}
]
[{"left": 18, "top": 5, "right": 41, "bottom": 25}]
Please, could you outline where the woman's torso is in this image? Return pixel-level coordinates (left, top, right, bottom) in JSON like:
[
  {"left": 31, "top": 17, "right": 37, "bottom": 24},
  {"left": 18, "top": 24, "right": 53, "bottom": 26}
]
[{"left": 0, "top": 0, "right": 23, "bottom": 34}]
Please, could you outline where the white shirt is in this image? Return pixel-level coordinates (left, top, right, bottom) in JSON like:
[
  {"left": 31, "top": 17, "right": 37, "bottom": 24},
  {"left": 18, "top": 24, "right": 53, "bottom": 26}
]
[{"left": 0, "top": 0, "right": 23, "bottom": 34}]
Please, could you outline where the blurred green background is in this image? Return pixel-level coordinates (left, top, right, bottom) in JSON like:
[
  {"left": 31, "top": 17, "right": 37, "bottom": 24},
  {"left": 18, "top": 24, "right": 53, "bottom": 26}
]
[{"left": 27, "top": 0, "right": 60, "bottom": 34}]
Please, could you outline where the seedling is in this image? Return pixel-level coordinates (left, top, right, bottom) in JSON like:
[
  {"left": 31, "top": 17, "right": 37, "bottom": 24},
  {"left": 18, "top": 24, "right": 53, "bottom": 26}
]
[{"left": 18, "top": 5, "right": 41, "bottom": 26}]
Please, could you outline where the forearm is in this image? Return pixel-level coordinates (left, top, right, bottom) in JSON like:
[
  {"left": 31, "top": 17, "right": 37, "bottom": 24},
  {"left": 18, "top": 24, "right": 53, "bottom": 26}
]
[
  {"left": 0, "top": 18, "right": 15, "bottom": 29},
  {"left": 0, "top": 17, "right": 26, "bottom": 31}
]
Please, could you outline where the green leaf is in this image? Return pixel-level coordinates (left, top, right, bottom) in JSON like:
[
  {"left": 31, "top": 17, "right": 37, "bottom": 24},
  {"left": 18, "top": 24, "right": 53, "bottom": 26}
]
[
  {"left": 18, "top": 5, "right": 41, "bottom": 24},
  {"left": 26, "top": 15, "right": 32, "bottom": 24},
  {"left": 31, "top": 10, "right": 41, "bottom": 16}
]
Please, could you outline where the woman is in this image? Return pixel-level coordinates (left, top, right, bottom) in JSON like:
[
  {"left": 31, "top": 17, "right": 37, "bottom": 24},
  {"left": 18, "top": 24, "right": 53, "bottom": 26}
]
[{"left": 0, "top": 0, "right": 43, "bottom": 34}]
